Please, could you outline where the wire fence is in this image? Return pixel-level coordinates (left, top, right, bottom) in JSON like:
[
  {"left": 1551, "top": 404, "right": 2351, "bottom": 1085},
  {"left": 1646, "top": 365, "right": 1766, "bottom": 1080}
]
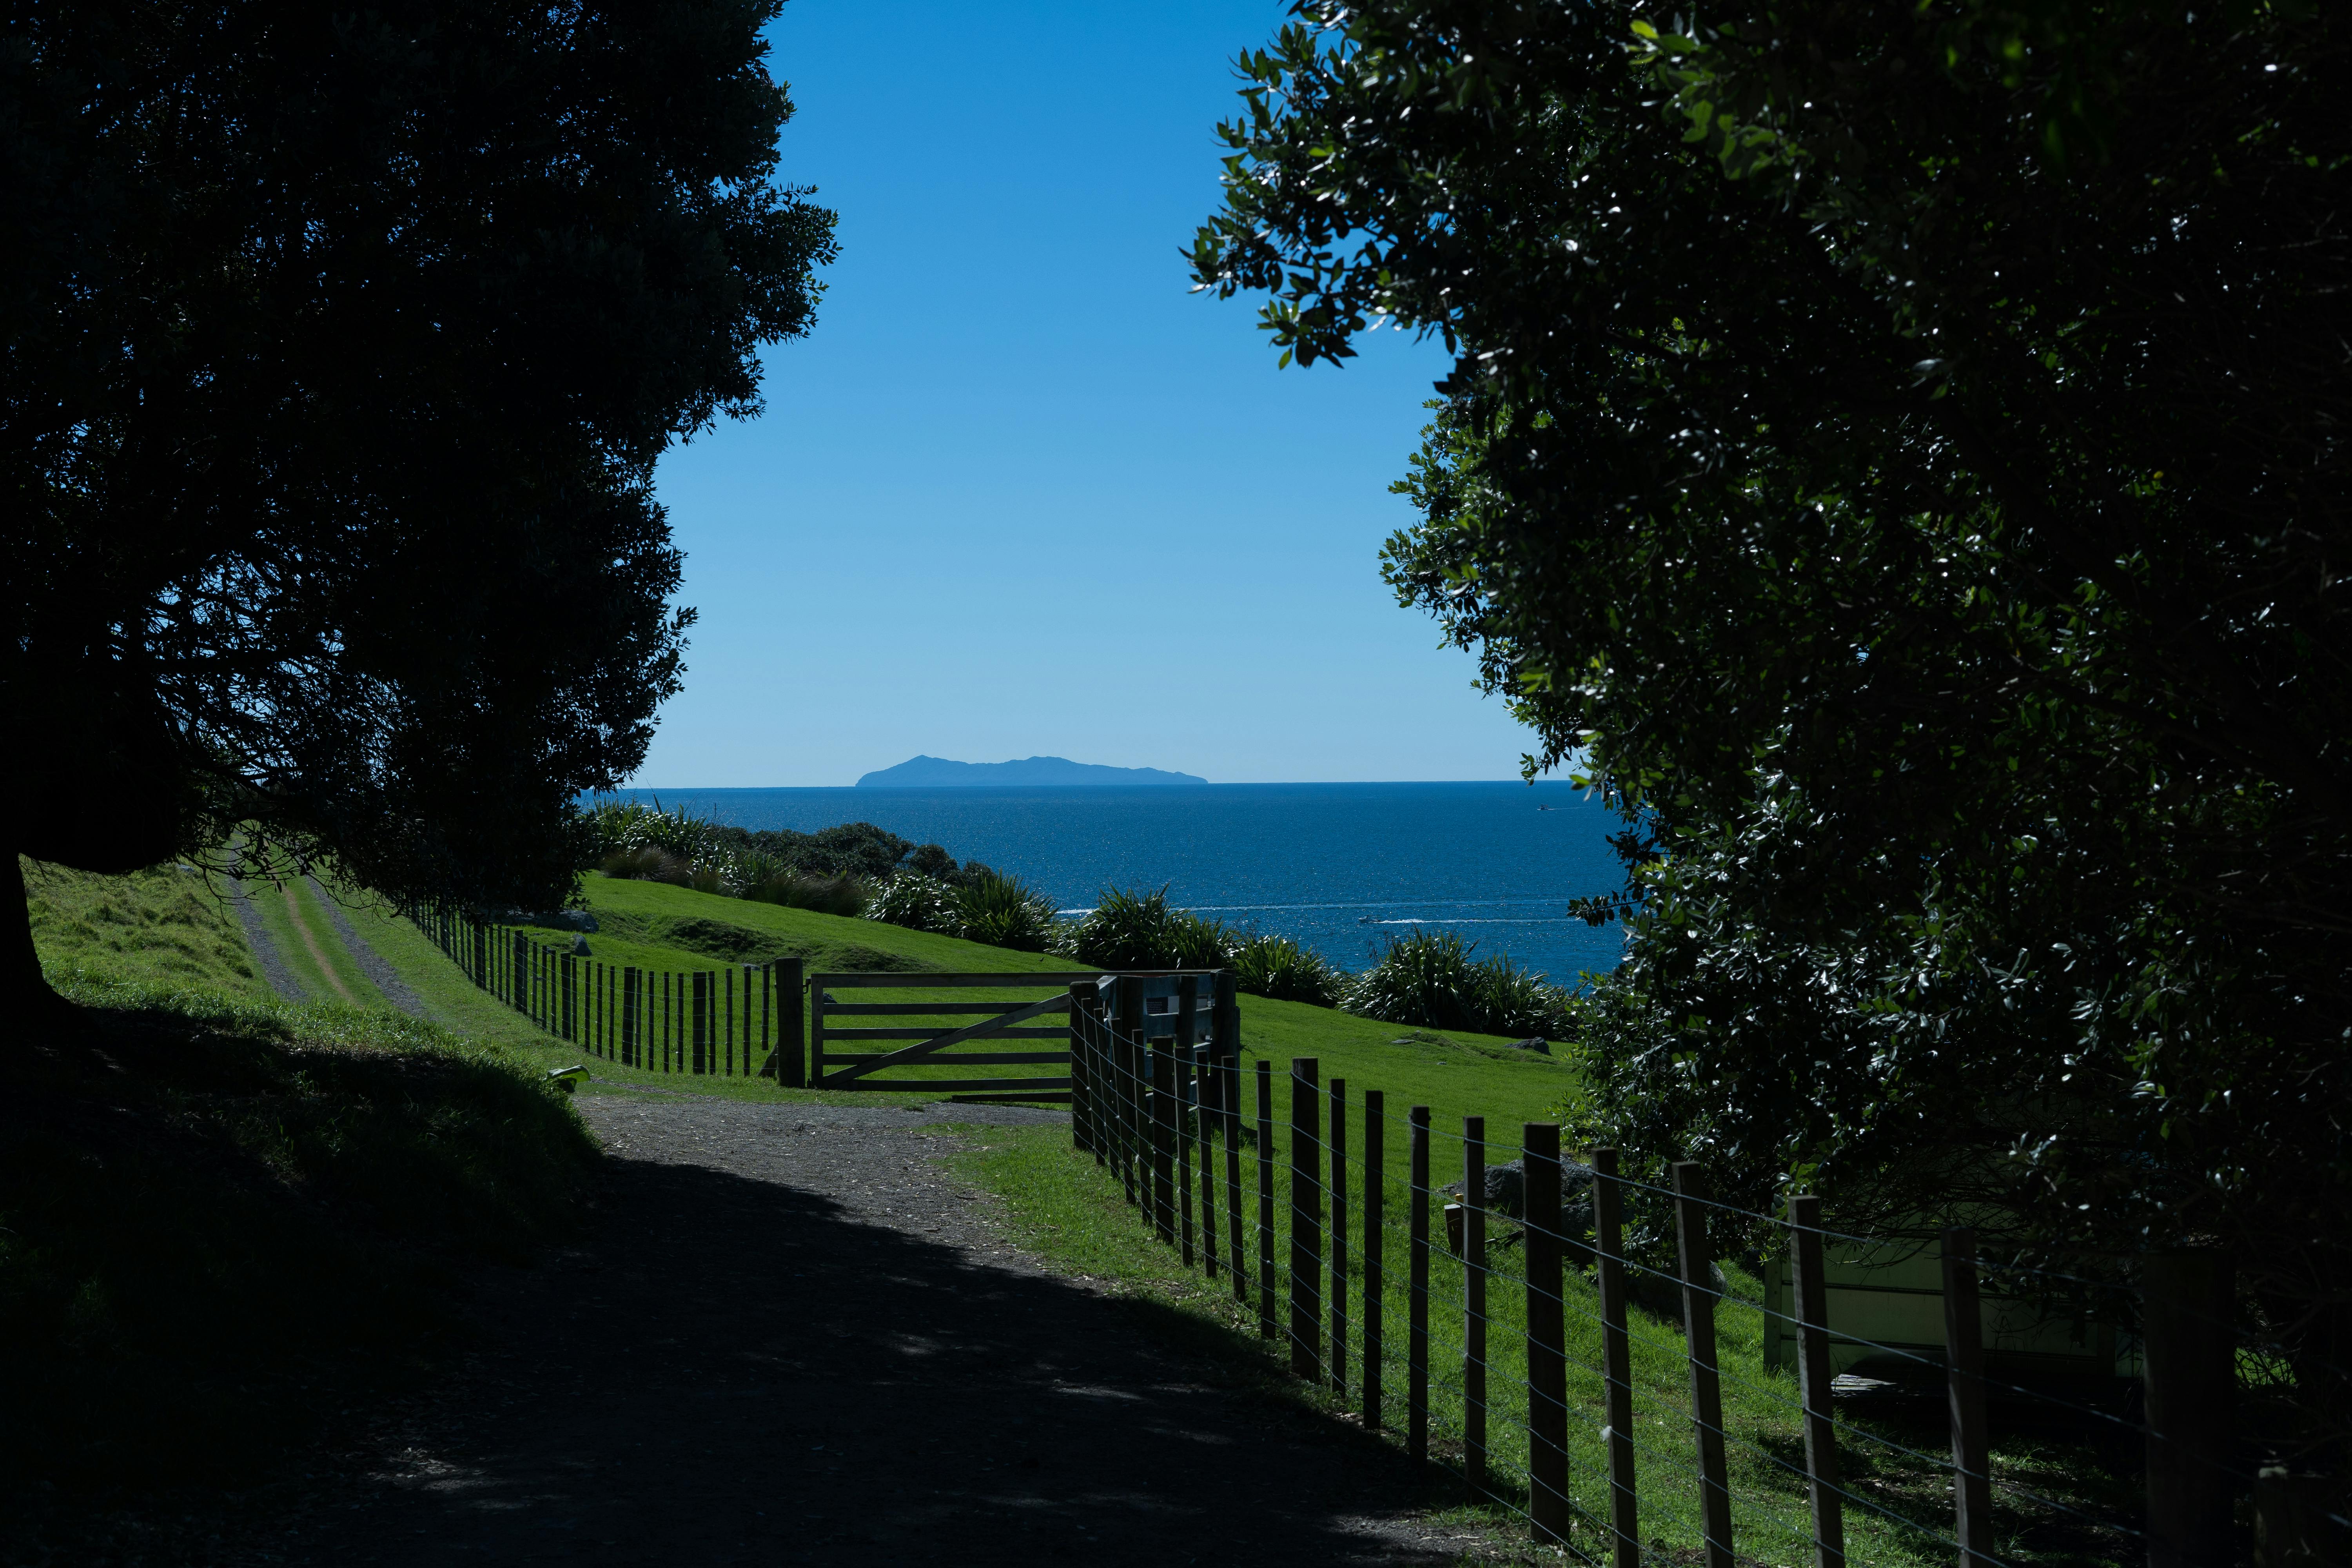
[{"left": 1054, "top": 973, "right": 2339, "bottom": 1568}]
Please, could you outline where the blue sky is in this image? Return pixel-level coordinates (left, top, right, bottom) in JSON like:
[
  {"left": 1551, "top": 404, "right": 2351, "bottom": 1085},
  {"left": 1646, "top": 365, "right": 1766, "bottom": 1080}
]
[{"left": 636, "top": 0, "right": 1537, "bottom": 787}]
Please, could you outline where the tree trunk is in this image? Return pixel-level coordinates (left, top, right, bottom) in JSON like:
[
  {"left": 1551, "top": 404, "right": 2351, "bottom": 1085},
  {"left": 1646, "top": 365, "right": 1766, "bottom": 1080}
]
[{"left": 4, "top": 855, "right": 68, "bottom": 1036}]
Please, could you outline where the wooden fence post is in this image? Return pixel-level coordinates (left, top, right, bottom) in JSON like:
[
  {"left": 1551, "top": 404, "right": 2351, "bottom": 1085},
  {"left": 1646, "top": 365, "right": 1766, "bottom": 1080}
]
[
  {"left": 1673, "top": 1161, "right": 1736, "bottom": 1568},
  {"left": 1289, "top": 1058, "right": 1323, "bottom": 1382},
  {"left": 1943, "top": 1227, "right": 1995, "bottom": 1568},
  {"left": 1195, "top": 1044, "right": 1218, "bottom": 1279},
  {"left": 1594, "top": 1149, "right": 1640, "bottom": 1568},
  {"left": 1176, "top": 978, "right": 1199, "bottom": 1265},
  {"left": 1117, "top": 979, "right": 1145, "bottom": 1207},
  {"left": 1410, "top": 1105, "right": 1432, "bottom": 1467},
  {"left": 1363, "top": 1089, "right": 1385, "bottom": 1431},
  {"left": 1223, "top": 1054, "right": 1245, "bottom": 1297},
  {"left": 1212, "top": 968, "right": 1239, "bottom": 1115},
  {"left": 2145, "top": 1250, "right": 2237, "bottom": 1568},
  {"left": 1256, "top": 1058, "right": 1277, "bottom": 1339},
  {"left": 1526, "top": 1123, "right": 1569, "bottom": 1544},
  {"left": 1788, "top": 1193, "right": 1846, "bottom": 1568},
  {"left": 1464, "top": 1115, "right": 1488, "bottom": 1499},
  {"left": 1150, "top": 1036, "right": 1178, "bottom": 1245},
  {"left": 1329, "top": 1076, "right": 1349, "bottom": 1395}
]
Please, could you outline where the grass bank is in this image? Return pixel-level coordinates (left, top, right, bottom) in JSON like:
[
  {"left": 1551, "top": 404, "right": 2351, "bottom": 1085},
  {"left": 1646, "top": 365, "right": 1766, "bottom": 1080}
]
[{"left": 9, "top": 866, "right": 601, "bottom": 1559}]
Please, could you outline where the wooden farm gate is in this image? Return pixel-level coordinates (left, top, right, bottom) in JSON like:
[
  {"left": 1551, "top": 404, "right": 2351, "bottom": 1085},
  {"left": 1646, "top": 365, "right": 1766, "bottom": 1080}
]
[
  {"left": 808, "top": 970, "right": 1238, "bottom": 1105},
  {"left": 808, "top": 973, "right": 1105, "bottom": 1103}
]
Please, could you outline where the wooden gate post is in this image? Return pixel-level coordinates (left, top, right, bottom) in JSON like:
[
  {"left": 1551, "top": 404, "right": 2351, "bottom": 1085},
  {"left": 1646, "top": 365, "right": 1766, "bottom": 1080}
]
[
  {"left": 1329, "top": 1076, "right": 1349, "bottom": 1394},
  {"left": 1673, "top": 1161, "right": 1736, "bottom": 1568},
  {"left": 1289, "top": 1058, "right": 1323, "bottom": 1381},
  {"left": 1363, "top": 1089, "right": 1385, "bottom": 1431},
  {"left": 2145, "top": 1250, "right": 2237, "bottom": 1568},
  {"left": 778, "top": 958, "right": 805, "bottom": 1087},
  {"left": 1212, "top": 968, "right": 1239, "bottom": 1116},
  {"left": 1464, "top": 1116, "right": 1488, "bottom": 1499},
  {"left": 1595, "top": 1149, "right": 1641, "bottom": 1568},
  {"left": 1067, "top": 982, "right": 1098, "bottom": 1155},
  {"left": 1788, "top": 1193, "right": 1846, "bottom": 1568},
  {"left": 1408, "top": 1105, "right": 1432, "bottom": 1467},
  {"left": 1526, "top": 1123, "right": 1569, "bottom": 1544},
  {"left": 1943, "top": 1227, "right": 1995, "bottom": 1568}
]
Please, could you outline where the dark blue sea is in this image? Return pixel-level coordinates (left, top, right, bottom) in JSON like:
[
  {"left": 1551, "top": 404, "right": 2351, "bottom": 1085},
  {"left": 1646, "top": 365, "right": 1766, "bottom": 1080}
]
[{"left": 612, "top": 782, "right": 1629, "bottom": 986}]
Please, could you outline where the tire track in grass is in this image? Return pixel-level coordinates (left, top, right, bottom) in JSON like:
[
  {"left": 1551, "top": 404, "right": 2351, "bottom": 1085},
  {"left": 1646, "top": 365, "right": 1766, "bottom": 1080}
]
[
  {"left": 226, "top": 849, "right": 309, "bottom": 1002},
  {"left": 307, "top": 876, "right": 428, "bottom": 1018},
  {"left": 281, "top": 881, "right": 361, "bottom": 1005}
]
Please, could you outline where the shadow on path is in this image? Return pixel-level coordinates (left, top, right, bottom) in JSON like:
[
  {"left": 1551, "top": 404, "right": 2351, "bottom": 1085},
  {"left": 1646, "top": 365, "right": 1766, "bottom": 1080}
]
[{"left": 281, "top": 1107, "right": 1459, "bottom": 1566}]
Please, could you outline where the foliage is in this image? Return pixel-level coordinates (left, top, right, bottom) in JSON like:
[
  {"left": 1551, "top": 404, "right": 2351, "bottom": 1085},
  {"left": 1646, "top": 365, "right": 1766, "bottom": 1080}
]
[
  {"left": 1343, "top": 929, "right": 1573, "bottom": 1040},
  {"left": 867, "top": 871, "right": 960, "bottom": 935},
  {"left": 951, "top": 868, "right": 1060, "bottom": 954},
  {"left": 1226, "top": 931, "right": 1347, "bottom": 1007},
  {"left": 1192, "top": 0, "right": 2352, "bottom": 1427},
  {"left": 1060, "top": 886, "right": 1235, "bottom": 971},
  {"left": 2, "top": 0, "right": 838, "bottom": 1009}
]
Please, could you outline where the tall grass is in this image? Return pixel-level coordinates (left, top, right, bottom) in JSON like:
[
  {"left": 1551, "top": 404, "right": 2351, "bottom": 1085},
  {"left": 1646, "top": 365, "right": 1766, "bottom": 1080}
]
[
  {"left": 1058, "top": 885, "right": 1234, "bottom": 969},
  {"left": 1227, "top": 931, "right": 1348, "bottom": 1005},
  {"left": 1344, "top": 929, "right": 1574, "bottom": 1040}
]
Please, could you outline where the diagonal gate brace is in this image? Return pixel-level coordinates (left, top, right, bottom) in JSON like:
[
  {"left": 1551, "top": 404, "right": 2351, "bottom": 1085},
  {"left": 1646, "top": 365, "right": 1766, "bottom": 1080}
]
[{"left": 822, "top": 991, "right": 1071, "bottom": 1084}]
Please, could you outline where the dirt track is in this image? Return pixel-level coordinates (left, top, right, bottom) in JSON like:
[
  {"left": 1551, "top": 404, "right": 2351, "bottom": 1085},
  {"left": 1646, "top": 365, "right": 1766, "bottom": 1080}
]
[{"left": 257, "top": 1093, "right": 1497, "bottom": 1566}]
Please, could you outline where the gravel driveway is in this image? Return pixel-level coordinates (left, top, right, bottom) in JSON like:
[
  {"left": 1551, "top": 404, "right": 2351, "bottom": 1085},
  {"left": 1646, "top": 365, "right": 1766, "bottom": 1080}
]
[{"left": 262, "top": 1091, "right": 1502, "bottom": 1566}]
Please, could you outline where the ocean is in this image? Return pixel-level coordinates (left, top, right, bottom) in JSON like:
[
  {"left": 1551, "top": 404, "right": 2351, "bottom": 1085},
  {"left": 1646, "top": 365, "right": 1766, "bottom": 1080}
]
[{"left": 612, "top": 782, "right": 1629, "bottom": 986}]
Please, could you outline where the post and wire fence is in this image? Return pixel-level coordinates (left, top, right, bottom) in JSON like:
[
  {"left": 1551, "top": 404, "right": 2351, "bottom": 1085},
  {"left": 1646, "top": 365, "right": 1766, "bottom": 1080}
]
[
  {"left": 406, "top": 899, "right": 808, "bottom": 1084},
  {"left": 1061, "top": 972, "right": 2330, "bottom": 1568}
]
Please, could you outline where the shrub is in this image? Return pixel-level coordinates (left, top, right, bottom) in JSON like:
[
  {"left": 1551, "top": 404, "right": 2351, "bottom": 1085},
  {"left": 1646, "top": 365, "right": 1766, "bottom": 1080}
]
[
  {"left": 1062, "top": 885, "right": 1236, "bottom": 970},
  {"left": 866, "top": 871, "right": 958, "bottom": 934},
  {"left": 1344, "top": 928, "right": 1574, "bottom": 1038},
  {"left": 952, "top": 868, "right": 1059, "bottom": 953},
  {"left": 1228, "top": 931, "right": 1346, "bottom": 1006}
]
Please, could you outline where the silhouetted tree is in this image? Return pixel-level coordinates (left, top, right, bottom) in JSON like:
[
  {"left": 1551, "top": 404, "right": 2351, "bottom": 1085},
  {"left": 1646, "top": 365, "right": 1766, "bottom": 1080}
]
[{"left": 2, "top": 0, "right": 837, "bottom": 1014}]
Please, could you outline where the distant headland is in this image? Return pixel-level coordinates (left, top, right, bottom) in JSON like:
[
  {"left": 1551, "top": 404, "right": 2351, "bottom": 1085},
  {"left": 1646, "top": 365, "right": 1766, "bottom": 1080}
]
[{"left": 855, "top": 755, "right": 1209, "bottom": 788}]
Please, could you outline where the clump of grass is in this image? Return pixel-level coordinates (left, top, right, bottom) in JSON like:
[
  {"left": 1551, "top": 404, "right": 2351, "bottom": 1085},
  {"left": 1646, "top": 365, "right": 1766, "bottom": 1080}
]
[
  {"left": 1059, "top": 885, "right": 1234, "bottom": 969},
  {"left": 951, "top": 867, "right": 1059, "bottom": 952},
  {"left": 1344, "top": 928, "right": 1574, "bottom": 1039},
  {"left": 0, "top": 977, "right": 597, "bottom": 1507},
  {"left": 744, "top": 867, "right": 867, "bottom": 917},
  {"left": 1227, "top": 931, "right": 1347, "bottom": 1005}
]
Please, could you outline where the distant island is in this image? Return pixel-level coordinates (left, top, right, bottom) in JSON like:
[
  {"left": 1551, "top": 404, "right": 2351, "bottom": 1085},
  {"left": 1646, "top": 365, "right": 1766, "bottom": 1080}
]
[{"left": 855, "top": 755, "right": 1209, "bottom": 788}]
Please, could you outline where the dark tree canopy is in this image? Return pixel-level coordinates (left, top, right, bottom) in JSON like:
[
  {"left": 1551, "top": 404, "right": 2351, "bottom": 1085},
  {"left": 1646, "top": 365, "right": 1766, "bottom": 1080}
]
[
  {"left": 2, "top": 0, "right": 836, "bottom": 1002},
  {"left": 1193, "top": 0, "right": 2349, "bottom": 1428}
]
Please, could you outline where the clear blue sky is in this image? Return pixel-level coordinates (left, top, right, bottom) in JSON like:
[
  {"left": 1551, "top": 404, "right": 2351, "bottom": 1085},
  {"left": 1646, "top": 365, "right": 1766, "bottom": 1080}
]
[{"left": 636, "top": 0, "right": 1538, "bottom": 788}]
